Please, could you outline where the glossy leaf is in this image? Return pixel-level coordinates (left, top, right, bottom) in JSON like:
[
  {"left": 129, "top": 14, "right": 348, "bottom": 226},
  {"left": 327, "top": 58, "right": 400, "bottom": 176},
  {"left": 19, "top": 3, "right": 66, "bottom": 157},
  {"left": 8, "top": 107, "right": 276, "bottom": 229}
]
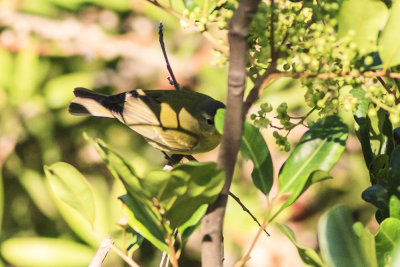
[
  {"left": 375, "top": 218, "right": 400, "bottom": 266},
  {"left": 318, "top": 206, "right": 367, "bottom": 267},
  {"left": 1, "top": 237, "right": 94, "bottom": 267},
  {"left": 276, "top": 223, "right": 323, "bottom": 267},
  {"left": 361, "top": 181, "right": 389, "bottom": 211},
  {"left": 338, "top": 0, "right": 388, "bottom": 54},
  {"left": 240, "top": 122, "right": 273, "bottom": 195},
  {"left": 379, "top": 0, "right": 400, "bottom": 68},
  {"left": 353, "top": 222, "right": 378, "bottom": 267},
  {"left": 44, "top": 162, "right": 96, "bottom": 226},
  {"left": 276, "top": 116, "right": 348, "bottom": 215},
  {"left": 215, "top": 108, "right": 273, "bottom": 195}
]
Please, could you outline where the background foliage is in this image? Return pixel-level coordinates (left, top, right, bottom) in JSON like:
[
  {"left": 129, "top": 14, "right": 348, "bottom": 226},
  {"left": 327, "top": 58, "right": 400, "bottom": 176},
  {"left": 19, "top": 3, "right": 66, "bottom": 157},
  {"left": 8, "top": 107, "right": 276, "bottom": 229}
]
[{"left": 1, "top": 0, "right": 400, "bottom": 266}]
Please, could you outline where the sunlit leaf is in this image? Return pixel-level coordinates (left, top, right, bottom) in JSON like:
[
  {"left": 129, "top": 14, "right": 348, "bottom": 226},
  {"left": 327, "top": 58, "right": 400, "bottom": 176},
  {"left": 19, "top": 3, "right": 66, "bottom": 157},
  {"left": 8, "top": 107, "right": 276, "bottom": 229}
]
[
  {"left": 1, "top": 237, "right": 94, "bottom": 267},
  {"left": 318, "top": 206, "right": 367, "bottom": 267},
  {"left": 353, "top": 222, "right": 378, "bottom": 267},
  {"left": 119, "top": 194, "right": 169, "bottom": 252},
  {"left": 338, "top": 0, "right": 388, "bottom": 54},
  {"left": 274, "top": 116, "right": 348, "bottom": 218},
  {"left": 375, "top": 218, "right": 400, "bottom": 266},
  {"left": 44, "top": 162, "right": 96, "bottom": 226},
  {"left": 379, "top": 0, "right": 400, "bottom": 68},
  {"left": 148, "top": 161, "right": 224, "bottom": 228},
  {"left": 19, "top": 169, "right": 57, "bottom": 218},
  {"left": 390, "top": 195, "right": 400, "bottom": 220}
]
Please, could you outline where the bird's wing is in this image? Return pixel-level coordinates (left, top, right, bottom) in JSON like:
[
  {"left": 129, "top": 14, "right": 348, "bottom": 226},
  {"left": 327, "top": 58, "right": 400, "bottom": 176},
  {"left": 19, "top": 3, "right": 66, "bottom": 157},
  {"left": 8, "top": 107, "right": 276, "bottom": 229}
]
[{"left": 120, "top": 91, "right": 198, "bottom": 151}]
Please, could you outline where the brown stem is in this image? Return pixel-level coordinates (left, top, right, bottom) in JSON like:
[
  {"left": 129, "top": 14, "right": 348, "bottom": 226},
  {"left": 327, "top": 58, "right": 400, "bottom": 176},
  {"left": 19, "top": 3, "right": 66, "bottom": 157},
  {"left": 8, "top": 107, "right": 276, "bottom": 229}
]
[
  {"left": 158, "top": 22, "right": 180, "bottom": 90},
  {"left": 200, "top": 1, "right": 261, "bottom": 266}
]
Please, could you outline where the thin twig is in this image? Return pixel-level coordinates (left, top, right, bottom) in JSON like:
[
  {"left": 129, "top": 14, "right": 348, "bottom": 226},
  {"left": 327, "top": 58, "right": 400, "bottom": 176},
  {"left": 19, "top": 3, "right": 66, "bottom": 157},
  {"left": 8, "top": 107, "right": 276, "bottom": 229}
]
[
  {"left": 233, "top": 206, "right": 272, "bottom": 267},
  {"left": 229, "top": 192, "right": 270, "bottom": 236},
  {"left": 89, "top": 236, "right": 114, "bottom": 267},
  {"left": 159, "top": 22, "right": 180, "bottom": 90},
  {"left": 109, "top": 243, "right": 141, "bottom": 267}
]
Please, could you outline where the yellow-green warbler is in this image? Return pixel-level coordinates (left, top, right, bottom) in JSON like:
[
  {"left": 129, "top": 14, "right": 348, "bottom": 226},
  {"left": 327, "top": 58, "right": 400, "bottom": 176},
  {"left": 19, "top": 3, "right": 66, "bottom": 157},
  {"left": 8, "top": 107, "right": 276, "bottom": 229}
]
[{"left": 69, "top": 87, "right": 225, "bottom": 154}]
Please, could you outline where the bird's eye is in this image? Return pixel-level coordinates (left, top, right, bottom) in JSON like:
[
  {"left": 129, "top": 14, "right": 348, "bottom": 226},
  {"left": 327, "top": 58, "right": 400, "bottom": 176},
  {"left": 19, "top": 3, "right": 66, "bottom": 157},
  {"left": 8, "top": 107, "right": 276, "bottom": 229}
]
[{"left": 206, "top": 118, "right": 214, "bottom": 125}]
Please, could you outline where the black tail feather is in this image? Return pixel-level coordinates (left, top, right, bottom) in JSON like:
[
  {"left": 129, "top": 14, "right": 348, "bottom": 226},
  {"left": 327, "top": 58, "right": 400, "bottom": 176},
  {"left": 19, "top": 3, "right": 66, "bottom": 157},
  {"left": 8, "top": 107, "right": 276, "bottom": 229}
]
[
  {"left": 73, "top": 87, "right": 106, "bottom": 101},
  {"left": 68, "top": 102, "right": 91, "bottom": 116}
]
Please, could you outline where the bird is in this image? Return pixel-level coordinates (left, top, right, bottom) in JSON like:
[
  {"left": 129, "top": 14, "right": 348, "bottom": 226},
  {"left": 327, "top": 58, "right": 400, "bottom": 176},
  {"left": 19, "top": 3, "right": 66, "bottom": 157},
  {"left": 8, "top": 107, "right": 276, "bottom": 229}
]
[{"left": 69, "top": 87, "right": 225, "bottom": 155}]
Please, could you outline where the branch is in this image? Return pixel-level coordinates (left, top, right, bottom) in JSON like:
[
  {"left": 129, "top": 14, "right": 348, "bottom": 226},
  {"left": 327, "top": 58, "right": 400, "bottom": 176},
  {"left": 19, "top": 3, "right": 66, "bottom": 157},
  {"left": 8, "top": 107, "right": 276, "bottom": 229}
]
[
  {"left": 89, "top": 236, "right": 113, "bottom": 267},
  {"left": 269, "top": 69, "right": 400, "bottom": 79},
  {"left": 200, "top": 1, "right": 261, "bottom": 266},
  {"left": 158, "top": 22, "right": 180, "bottom": 90},
  {"left": 229, "top": 192, "right": 270, "bottom": 236}
]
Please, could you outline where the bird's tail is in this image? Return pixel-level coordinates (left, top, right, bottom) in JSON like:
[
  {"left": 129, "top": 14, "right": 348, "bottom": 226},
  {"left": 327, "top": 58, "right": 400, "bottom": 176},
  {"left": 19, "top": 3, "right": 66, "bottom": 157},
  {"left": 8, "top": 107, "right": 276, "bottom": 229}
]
[{"left": 69, "top": 87, "right": 114, "bottom": 118}]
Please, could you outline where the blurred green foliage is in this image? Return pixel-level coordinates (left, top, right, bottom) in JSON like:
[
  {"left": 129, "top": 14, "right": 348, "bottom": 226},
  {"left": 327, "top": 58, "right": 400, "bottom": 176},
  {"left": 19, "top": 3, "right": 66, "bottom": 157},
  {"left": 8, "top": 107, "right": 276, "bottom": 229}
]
[{"left": 0, "top": 0, "right": 382, "bottom": 266}]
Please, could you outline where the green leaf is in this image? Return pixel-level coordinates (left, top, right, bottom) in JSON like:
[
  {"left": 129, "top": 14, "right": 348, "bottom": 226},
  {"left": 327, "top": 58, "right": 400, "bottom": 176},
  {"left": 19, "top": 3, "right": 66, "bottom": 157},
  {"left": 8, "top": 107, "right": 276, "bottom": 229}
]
[
  {"left": 388, "top": 146, "right": 400, "bottom": 188},
  {"left": 44, "top": 162, "right": 96, "bottom": 226},
  {"left": 379, "top": 0, "right": 400, "bottom": 68},
  {"left": 318, "top": 206, "right": 367, "bottom": 267},
  {"left": 375, "top": 218, "right": 400, "bottom": 266},
  {"left": 19, "top": 169, "right": 57, "bottom": 218},
  {"left": 215, "top": 108, "right": 274, "bottom": 195},
  {"left": 392, "top": 242, "right": 400, "bottom": 267},
  {"left": 119, "top": 194, "right": 169, "bottom": 252},
  {"left": 390, "top": 195, "right": 400, "bottom": 220},
  {"left": 353, "top": 88, "right": 374, "bottom": 167},
  {"left": 240, "top": 122, "right": 273, "bottom": 195},
  {"left": 1, "top": 237, "right": 94, "bottom": 267},
  {"left": 214, "top": 108, "right": 225, "bottom": 134},
  {"left": 338, "top": 0, "right": 388, "bottom": 54},
  {"left": 362, "top": 181, "right": 389, "bottom": 211},
  {"left": 178, "top": 204, "right": 207, "bottom": 249},
  {"left": 275, "top": 116, "right": 348, "bottom": 218},
  {"left": 352, "top": 222, "right": 378, "bottom": 267},
  {"left": 369, "top": 154, "right": 389, "bottom": 184},
  {"left": 89, "top": 136, "right": 224, "bottom": 244},
  {"left": 145, "top": 161, "right": 225, "bottom": 228},
  {"left": 276, "top": 223, "right": 323, "bottom": 267},
  {"left": 85, "top": 135, "right": 150, "bottom": 203}
]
